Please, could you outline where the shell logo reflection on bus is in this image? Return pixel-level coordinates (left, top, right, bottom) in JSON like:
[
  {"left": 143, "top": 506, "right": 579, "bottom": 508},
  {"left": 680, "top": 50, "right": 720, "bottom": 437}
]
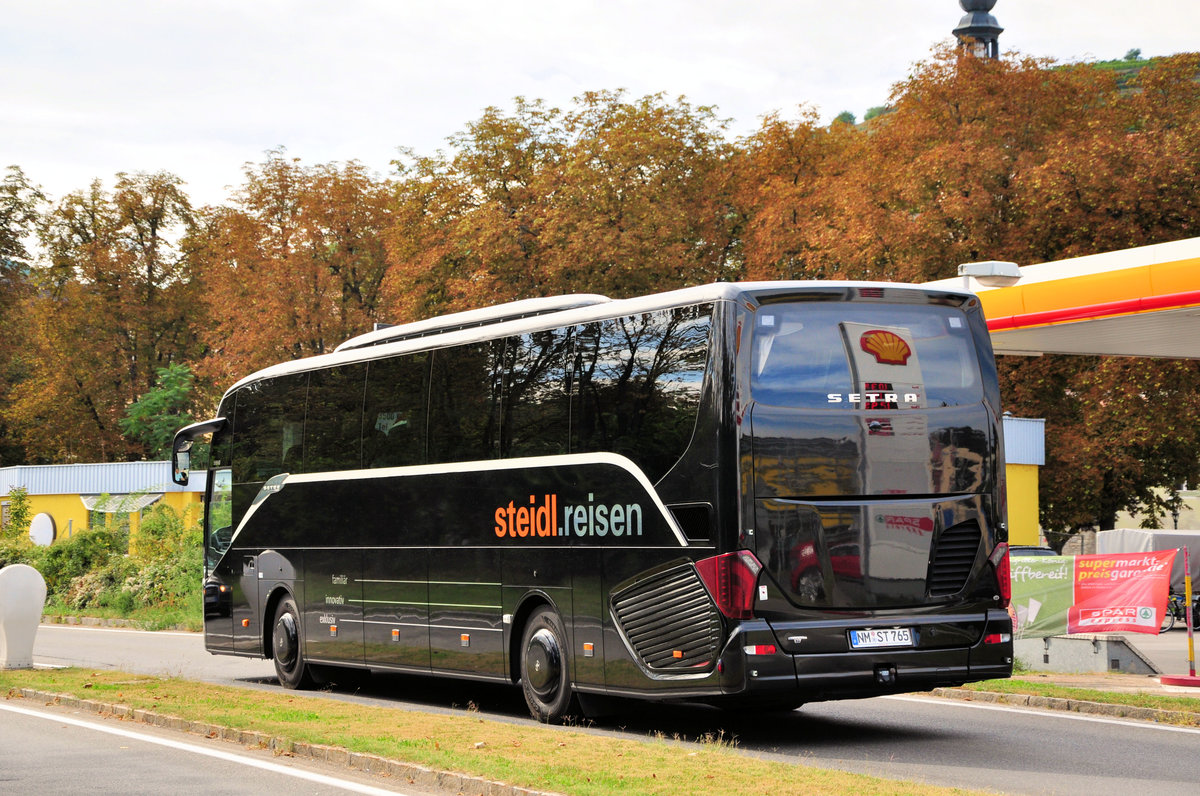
[
  {"left": 859, "top": 329, "right": 913, "bottom": 366},
  {"left": 493, "top": 493, "right": 644, "bottom": 539}
]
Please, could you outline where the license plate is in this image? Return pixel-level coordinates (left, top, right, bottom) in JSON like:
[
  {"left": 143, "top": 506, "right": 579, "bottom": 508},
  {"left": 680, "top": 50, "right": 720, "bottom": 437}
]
[{"left": 849, "top": 628, "right": 914, "bottom": 649}]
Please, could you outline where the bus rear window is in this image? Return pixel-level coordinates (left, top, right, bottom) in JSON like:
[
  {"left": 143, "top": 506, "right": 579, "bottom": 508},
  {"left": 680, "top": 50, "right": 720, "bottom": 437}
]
[{"left": 750, "top": 303, "right": 982, "bottom": 410}]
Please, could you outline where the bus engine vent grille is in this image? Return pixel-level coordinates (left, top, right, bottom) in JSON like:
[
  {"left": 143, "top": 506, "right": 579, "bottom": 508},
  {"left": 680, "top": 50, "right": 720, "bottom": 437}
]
[
  {"left": 927, "top": 522, "right": 982, "bottom": 597},
  {"left": 610, "top": 562, "right": 722, "bottom": 673}
]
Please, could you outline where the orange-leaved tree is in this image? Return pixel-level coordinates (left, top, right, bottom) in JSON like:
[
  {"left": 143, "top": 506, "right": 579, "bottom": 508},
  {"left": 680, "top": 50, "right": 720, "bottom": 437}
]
[
  {"left": 8, "top": 172, "right": 199, "bottom": 462},
  {"left": 191, "top": 149, "right": 394, "bottom": 387}
]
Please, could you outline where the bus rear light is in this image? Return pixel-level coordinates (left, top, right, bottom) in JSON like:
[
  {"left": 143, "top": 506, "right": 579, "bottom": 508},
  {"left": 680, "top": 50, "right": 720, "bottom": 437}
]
[
  {"left": 696, "top": 551, "right": 763, "bottom": 620},
  {"left": 983, "top": 633, "right": 1011, "bottom": 645},
  {"left": 742, "top": 644, "right": 777, "bottom": 656},
  {"left": 989, "top": 542, "right": 1011, "bottom": 609}
]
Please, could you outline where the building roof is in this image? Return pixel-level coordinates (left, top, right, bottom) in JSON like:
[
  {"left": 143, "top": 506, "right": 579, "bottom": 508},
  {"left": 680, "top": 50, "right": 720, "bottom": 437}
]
[{"left": 0, "top": 461, "right": 206, "bottom": 497}]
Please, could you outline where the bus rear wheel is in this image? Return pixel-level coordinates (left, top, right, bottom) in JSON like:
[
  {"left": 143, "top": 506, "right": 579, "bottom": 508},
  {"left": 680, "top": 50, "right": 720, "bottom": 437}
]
[
  {"left": 519, "top": 607, "right": 578, "bottom": 723},
  {"left": 272, "top": 597, "right": 314, "bottom": 689}
]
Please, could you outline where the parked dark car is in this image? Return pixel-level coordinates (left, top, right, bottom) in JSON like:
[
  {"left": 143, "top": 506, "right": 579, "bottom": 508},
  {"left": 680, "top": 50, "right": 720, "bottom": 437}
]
[{"left": 1010, "top": 545, "right": 1058, "bottom": 556}]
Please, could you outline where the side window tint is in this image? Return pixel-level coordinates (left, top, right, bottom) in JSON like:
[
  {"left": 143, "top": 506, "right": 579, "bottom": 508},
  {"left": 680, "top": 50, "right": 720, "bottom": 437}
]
[
  {"left": 304, "top": 364, "right": 366, "bottom": 472},
  {"left": 572, "top": 305, "right": 711, "bottom": 482},
  {"left": 428, "top": 342, "right": 503, "bottom": 463},
  {"left": 501, "top": 330, "right": 570, "bottom": 458},
  {"left": 363, "top": 354, "right": 428, "bottom": 468},
  {"left": 231, "top": 375, "right": 308, "bottom": 483}
]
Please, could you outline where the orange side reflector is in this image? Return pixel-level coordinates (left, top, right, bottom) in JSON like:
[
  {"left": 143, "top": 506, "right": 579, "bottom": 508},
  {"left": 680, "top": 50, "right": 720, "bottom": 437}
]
[
  {"left": 672, "top": 650, "right": 683, "bottom": 659},
  {"left": 241, "top": 619, "right": 250, "bottom": 628}
]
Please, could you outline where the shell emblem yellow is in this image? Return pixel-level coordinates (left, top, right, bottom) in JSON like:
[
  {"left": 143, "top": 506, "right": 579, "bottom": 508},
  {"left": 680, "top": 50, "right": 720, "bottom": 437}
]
[{"left": 859, "top": 329, "right": 912, "bottom": 365}]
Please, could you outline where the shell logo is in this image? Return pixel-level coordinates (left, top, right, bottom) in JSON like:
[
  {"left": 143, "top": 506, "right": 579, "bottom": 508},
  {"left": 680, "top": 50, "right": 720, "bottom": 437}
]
[{"left": 859, "top": 330, "right": 912, "bottom": 365}]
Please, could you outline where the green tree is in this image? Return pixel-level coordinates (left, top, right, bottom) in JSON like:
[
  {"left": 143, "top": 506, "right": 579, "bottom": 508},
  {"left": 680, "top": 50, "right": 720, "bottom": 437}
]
[
  {"left": 833, "top": 110, "right": 856, "bottom": 125},
  {"left": 1, "top": 486, "right": 32, "bottom": 541},
  {"left": 119, "top": 362, "right": 196, "bottom": 458}
]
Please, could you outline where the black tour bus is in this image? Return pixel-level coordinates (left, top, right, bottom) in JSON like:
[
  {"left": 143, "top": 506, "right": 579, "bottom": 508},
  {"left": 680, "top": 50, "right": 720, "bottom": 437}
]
[{"left": 172, "top": 281, "right": 1013, "bottom": 722}]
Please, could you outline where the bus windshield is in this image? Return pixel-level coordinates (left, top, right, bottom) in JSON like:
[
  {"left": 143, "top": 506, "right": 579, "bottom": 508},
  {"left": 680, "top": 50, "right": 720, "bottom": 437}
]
[{"left": 749, "top": 303, "right": 983, "bottom": 410}]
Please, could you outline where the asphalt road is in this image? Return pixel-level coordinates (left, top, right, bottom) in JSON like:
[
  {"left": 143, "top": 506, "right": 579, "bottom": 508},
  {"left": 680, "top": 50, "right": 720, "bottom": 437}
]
[
  {"left": 0, "top": 699, "right": 438, "bottom": 796},
  {"left": 25, "top": 624, "right": 1200, "bottom": 796}
]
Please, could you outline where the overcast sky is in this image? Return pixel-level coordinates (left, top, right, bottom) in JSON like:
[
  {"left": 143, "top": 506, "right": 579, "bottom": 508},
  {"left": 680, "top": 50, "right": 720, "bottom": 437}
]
[{"left": 5, "top": 1, "right": 1199, "bottom": 207}]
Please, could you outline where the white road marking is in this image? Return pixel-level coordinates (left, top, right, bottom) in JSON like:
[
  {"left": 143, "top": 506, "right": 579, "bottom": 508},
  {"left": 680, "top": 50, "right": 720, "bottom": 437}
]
[
  {"left": 39, "top": 624, "right": 196, "bottom": 637},
  {"left": 885, "top": 693, "right": 1200, "bottom": 734},
  {"left": 0, "top": 701, "right": 419, "bottom": 795}
]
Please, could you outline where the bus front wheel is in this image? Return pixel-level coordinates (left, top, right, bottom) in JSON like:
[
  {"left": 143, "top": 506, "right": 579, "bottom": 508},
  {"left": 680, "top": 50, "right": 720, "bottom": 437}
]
[
  {"left": 519, "top": 607, "right": 578, "bottom": 723},
  {"left": 272, "top": 597, "right": 314, "bottom": 689}
]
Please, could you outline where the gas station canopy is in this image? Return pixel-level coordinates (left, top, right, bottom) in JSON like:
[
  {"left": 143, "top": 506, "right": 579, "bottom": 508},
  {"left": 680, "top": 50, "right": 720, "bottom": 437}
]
[{"left": 926, "top": 237, "right": 1200, "bottom": 359}]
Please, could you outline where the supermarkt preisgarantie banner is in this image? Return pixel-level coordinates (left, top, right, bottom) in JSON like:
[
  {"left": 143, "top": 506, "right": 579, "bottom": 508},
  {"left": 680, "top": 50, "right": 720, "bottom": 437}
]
[{"left": 1009, "top": 550, "right": 1176, "bottom": 638}]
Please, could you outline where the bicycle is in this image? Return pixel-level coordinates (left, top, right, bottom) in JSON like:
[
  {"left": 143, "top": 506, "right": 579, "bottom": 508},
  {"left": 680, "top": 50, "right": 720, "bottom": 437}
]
[{"left": 1162, "top": 593, "right": 1183, "bottom": 632}]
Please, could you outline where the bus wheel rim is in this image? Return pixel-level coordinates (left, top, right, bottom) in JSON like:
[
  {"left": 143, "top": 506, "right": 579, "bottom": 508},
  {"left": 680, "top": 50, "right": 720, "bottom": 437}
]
[
  {"left": 526, "top": 627, "right": 561, "bottom": 697},
  {"left": 275, "top": 612, "right": 298, "bottom": 668}
]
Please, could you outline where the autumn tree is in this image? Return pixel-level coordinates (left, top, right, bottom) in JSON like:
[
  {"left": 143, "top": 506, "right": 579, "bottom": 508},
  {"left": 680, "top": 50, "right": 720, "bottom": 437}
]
[
  {"left": 1000, "top": 355, "right": 1200, "bottom": 538},
  {"left": 732, "top": 108, "right": 864, "bottom": 280},
  {"left": 0, "top": 166, "right": 43, "bottom": 464},
  {"left": 538, "top": 91, "right": 739, "bottom": 296},
  {"left": 1013, "top": 54, "right": 1200, "bottom": 261},
  {"left": 192, "top": 150, "right": 394, "bottom": 386},
  {"left": 381, "top": 91, "right": 737, "bottom": 321},
  {"left": 6, "top": 172, "right": 199, "bottom": 461}
]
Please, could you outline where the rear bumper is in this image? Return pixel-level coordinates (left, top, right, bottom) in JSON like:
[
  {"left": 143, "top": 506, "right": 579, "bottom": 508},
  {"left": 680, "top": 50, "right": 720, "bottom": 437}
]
[{"left": 717, "top": 609, "right": 1013, "bottom": 703}]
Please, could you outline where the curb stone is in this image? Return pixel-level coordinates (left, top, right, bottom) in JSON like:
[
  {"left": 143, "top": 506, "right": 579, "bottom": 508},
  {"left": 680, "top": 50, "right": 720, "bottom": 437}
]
[
  {"left": 41, "top": 616, "right": 193, "bottom": 632},
  {"left": 7, "top": 687, "right": 560, "bottom": 796},
  {"left": 930, "top": 687, "right": 1200, "bottom": 725}
]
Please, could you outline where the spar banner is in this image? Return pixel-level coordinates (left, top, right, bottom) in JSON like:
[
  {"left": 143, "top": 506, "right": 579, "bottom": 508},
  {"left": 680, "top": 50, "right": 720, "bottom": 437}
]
[{"left": 1009, "top": 550, "right": 1176, "bottom": 638}]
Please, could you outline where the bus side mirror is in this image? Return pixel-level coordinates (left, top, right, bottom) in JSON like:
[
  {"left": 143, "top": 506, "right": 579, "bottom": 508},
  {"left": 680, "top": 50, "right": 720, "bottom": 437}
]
[
  {"left": 171, "top": 417, "right": 226, "bottom": 487},
  {"left": 172, "top": 439, "right": 192, "bottom": 486}
]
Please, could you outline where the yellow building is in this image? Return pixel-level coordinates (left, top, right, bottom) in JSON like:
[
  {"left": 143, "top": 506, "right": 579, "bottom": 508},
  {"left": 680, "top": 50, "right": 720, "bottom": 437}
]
[
  {"left": 0, "top": 461, "right": 206, "bottom": 546},
  {"left": 1002, "top": 416, "right": 1045, "bottom": 547}
]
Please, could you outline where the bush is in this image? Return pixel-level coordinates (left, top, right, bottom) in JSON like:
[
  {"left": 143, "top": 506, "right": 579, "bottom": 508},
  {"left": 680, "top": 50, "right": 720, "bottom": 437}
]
[
  {"left": 0, "top": 538, "right": 35, "bottom": 570},
  {"left": 63, "top": 557, "right": 136, "bottom": 611},
  {"left": 132, "top": 504, "right": 200, "bottom": 565},
  {"left": 24, "top": 503, "right": 204, "bottom": 627},
  {"left": 33, "top": 528, "right": 123, "bottom": 599}
]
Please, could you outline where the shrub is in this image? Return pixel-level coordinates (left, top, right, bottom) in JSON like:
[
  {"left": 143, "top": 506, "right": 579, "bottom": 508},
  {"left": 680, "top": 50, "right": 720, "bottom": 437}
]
[
  {"left": 64, "top": 558, "right": 136, "bottom": 611},
  {"left": 132, "top": 504, "right": 200, "bottom": 565},
  {"left": 33, "top": 528, "right": 123, "bottom": 600}
]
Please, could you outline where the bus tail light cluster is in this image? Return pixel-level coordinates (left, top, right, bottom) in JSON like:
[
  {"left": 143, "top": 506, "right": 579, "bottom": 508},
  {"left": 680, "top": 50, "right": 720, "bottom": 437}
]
[
  {"left": 988, "top": 542, "right": 1011, "bottom": 609},
  {"left": 696, "top": 551, "right": 763, "bottom": 619}
]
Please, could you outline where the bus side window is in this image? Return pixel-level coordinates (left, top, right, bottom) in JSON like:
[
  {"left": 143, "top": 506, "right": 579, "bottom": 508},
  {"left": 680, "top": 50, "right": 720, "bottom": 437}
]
[
  {"left": 231, "top": 375, "right": 309, "bottom": 484},
  {"left": 428, "top": 342, "right": 503, "bottom": 464},
  {"left": 363, "top": 353, "right": 428, "bottom": 468},
  {"left": 572, "top": 306, "right": 711, "bottom": 482},
  {"left": 304, "top": 363, "right": 367, "bottom": 473},
  {"left": 501, "top": 329, "right": 570, "bottom": 458}
]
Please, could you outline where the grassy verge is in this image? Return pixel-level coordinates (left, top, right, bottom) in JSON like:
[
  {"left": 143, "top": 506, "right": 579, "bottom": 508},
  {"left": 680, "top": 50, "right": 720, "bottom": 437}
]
[
  {"left": 2, "top": 667, "right": 982, "bottom": 796},
  {"left": 959, "top": 678, "right": 1200, "bottom": 724},
  {"left": 40, "top": 601, "right": 202, "bottom": 632}
]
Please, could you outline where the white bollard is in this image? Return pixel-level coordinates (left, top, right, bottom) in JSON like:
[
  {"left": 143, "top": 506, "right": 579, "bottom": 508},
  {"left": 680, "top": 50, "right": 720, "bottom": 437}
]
[{"left": 0, "top": 564, "right": 48, "bottom": 669}]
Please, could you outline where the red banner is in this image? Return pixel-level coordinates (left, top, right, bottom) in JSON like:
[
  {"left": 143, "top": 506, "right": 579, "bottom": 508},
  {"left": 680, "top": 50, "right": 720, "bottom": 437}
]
[{"left": 1066, "top": 550, "right": 1176, "bottom": 634}]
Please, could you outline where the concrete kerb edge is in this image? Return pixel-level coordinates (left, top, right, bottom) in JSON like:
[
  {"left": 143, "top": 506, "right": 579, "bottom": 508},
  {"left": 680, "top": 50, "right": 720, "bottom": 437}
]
[
  {"left": 6, "top": 687, "right": 561, "bottom": 796},
  {"left": 931, "top": 687, "right": 1200, "bottom": 725}
]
